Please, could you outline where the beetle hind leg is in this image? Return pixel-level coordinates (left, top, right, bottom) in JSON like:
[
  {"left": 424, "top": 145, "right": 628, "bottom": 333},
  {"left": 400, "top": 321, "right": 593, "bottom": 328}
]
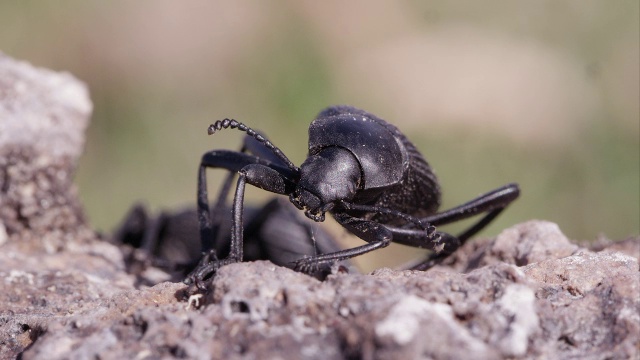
[
  {"left": 408, "top": 183, "right": 520, "bottom": 271},
  {"left": 406, "top": 232, "right": 462, "bottom": 271}
]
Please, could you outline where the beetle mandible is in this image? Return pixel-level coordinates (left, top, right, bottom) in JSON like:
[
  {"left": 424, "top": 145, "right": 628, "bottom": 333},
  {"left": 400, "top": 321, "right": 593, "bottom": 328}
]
[{"left": 186, "top": 105, "right": 519, "bottom": 285}]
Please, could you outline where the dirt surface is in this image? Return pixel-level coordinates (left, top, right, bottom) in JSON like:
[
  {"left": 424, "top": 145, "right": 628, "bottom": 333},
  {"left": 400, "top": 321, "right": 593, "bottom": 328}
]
[{"left": 1, "top": 53, "right": 638, "bottom": 360}]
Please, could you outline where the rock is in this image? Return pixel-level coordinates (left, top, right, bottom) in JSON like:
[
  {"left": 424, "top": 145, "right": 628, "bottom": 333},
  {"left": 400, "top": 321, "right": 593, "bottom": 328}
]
[
  {"left": 0, "top": 51, "right": 92, "bottom": 249},
  {"left": 7, "top": 243, "right": 638, "bottom": 360},
  {"left": 0, "top": 52, "right": 91, "bottom": 160},
  {"left": 0, "top": 53, "right": 136, "bottom": 357},
  {"left": 0, "top": 52, "right": 98, "bottom": 259},
  {"left": 441, "top": 220, "right": 581, "bottom": 272},
  {"left": 590, "top": 235, "right": 640, "bottom": 261},
  {"left": 524, "top": 251, "right": 640, "bottom": 359},
  {"left": 0, "top": 54, "right": 638, "bottom": 359}
]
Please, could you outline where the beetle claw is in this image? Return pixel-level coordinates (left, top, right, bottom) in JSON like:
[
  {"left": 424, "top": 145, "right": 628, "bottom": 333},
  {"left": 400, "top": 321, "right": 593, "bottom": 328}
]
[
  {"left": 184, "top": 250, "right": 227, "bottom": 288},
  {"left": 292, "top": 257, "right": 320, "bottom": 274}
]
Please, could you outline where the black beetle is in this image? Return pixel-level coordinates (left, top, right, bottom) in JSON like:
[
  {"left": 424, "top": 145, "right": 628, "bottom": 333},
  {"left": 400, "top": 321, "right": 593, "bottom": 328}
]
[
  {"left": 112, "top": 198, "right": 349, "bottom": 284},
  {"left": 186, "top": 105, "right": 519, "bottom": 285}
]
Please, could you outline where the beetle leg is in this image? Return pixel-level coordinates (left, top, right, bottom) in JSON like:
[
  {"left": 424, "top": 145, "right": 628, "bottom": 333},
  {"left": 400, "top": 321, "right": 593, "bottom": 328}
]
[
  {"left": 367, "top": 222, "right": 449, "bottom": 252},
  {"left": 208, "top": 133, "right": 297, "bottom": 258},
  {"left": 185, "top": 165, "right": 252, "bottom": 284},
  {"left": 373, "top": 225, "right": 466, "bottom": 270},
  {"left": 408, "top": 244, "right": 457, "bottom": 271},
  {"left": 228, "top": 164, "right": 297, "bottom": 263},
  {"left": 339, "top": 201, "right": 429, "bottom": 230},
  {"left": 423, "top": 183, "right": 520, "bottom": 241},
  {"left": 198, "top": 151, "right": 260, "bottom": 256},
  {"left": 197, "top": 151, "right": 297, "bottom": 254},
  {"left": 292, "top": 213, "right": 393, "bottom": 273},
  {"left": 185, "top": 151, "right": 299, "bottom": 285},
  {"left": 401, "top": 183, "right": 520, "bottom": 271}
]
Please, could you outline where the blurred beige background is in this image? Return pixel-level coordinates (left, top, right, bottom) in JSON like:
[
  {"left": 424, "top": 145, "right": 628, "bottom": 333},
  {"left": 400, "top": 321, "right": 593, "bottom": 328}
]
[{"left": 1, "top": 1, "right": 637, "bottom": 266}]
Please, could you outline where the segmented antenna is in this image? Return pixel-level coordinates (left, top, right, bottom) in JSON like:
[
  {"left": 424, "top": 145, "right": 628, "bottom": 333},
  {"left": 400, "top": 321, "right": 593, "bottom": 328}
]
[{"left": 208, "top": 119, "right": 298, "bottom": 172}]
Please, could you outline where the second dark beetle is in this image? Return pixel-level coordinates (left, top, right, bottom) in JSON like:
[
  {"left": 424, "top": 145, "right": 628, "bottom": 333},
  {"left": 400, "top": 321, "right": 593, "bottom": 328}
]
[
  {"left": 187, "top": 105, "right": 520, "bottom": 284},
  {"left": 113, "top": 198, "right": 347, "bottom": 283}
]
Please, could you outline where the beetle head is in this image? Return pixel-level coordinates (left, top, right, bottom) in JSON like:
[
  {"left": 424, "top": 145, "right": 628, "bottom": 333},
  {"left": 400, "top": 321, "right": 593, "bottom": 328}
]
[{"left": 289, "top": 147, "right": 361, "bottom": 222}]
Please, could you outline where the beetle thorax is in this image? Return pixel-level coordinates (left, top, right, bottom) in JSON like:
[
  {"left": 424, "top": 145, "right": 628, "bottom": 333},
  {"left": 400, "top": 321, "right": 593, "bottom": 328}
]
[{"left": 289, "top": 147, "right": 361, "bottom": 222}]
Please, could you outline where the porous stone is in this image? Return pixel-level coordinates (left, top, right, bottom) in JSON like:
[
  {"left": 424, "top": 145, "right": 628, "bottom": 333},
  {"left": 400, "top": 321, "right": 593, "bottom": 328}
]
[
  {"left": 0, "top": 52, "right": 91, "bottom": 159},
  {"left": 0, "top": 51, "right": 92, "bottom": 247},
  {"left": 441, "top": 220, "right": 581, "bottom": 272},
  {"left": 7, "top": 238, "right": 637, "bottom": 360}
]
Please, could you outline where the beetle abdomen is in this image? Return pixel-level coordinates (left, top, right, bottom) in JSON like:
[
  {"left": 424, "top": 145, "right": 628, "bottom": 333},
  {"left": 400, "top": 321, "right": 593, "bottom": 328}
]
[{"left": 374, "top": 137, "right": 441, "bottom": 222}]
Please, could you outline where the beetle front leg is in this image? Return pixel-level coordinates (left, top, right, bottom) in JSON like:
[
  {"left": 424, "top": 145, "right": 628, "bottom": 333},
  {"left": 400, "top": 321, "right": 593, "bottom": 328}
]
[
  {"left": 206, "top": 163, "right": 294, "bottom": 266},
  {"left": 185, "top": 151, "right": 297, "bottom": 285},
  {"left": 209, "top": 133, "right": 295, "bottom": 251},
  {"left": 228, "top": 169, "right": 247, "bottom": 262},
  {"left": 185, "top": 169, "right": 249, "bottom": 285},
  {"left": 292, "top": 213, "right": 393, "bottom": 273},
  {"left": 186, "top": 163, "right": 296, "bottom": 285}
]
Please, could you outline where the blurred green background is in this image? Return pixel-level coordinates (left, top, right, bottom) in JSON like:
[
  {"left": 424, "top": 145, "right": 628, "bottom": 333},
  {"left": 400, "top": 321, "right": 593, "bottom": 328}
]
[{"left": 1, "top": 1, "right": 638, "bottom": 268}]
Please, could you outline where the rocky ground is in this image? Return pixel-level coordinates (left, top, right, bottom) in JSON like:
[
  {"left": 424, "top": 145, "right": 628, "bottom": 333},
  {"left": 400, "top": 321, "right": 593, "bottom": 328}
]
[{"left": 0, "top": 53, "right": 638, "bottom": 360}]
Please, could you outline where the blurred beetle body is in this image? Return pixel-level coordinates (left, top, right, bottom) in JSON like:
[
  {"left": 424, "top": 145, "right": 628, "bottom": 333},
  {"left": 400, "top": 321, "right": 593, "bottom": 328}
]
[{"left": 113, "top": 198, "right": 347, "bottom": 282}]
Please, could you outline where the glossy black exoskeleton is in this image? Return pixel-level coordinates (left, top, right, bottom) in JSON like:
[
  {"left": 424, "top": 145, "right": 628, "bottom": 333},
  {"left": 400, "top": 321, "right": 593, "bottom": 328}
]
[
  {"left": 186, "top": 105, "right": 519, "bottom": 286},
  {"left": 113, "top": 198, "right": 348, "bottom": 284}
]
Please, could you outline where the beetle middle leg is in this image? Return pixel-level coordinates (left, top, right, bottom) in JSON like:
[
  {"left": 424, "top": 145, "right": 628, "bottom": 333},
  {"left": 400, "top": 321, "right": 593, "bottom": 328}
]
[
  {"left": 292, "top": 183, "right": 519, "bottom": 273},
  {"left": 379, "top": 183, "right": 519, "bottom": 271},
  {"left": 410, "top": 183, "right": 520, "bottom": 270},
  {"left": 292, "top": 212, "right": 395, "bottom": 272},
  {"left": 291, "top": 208, "right": 446, "bottom": 272}
]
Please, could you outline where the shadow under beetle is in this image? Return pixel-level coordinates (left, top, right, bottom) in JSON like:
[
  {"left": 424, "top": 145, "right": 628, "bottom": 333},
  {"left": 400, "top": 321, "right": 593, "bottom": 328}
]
[{"left": 186, "top": 105, "right": 520, "bottom": 286}]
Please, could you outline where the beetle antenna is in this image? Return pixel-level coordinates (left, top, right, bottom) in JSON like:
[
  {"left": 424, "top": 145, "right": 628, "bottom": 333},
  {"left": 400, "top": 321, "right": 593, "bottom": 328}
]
[{"left": 208, "top": 119, "right": 299, "bottom": 172}]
